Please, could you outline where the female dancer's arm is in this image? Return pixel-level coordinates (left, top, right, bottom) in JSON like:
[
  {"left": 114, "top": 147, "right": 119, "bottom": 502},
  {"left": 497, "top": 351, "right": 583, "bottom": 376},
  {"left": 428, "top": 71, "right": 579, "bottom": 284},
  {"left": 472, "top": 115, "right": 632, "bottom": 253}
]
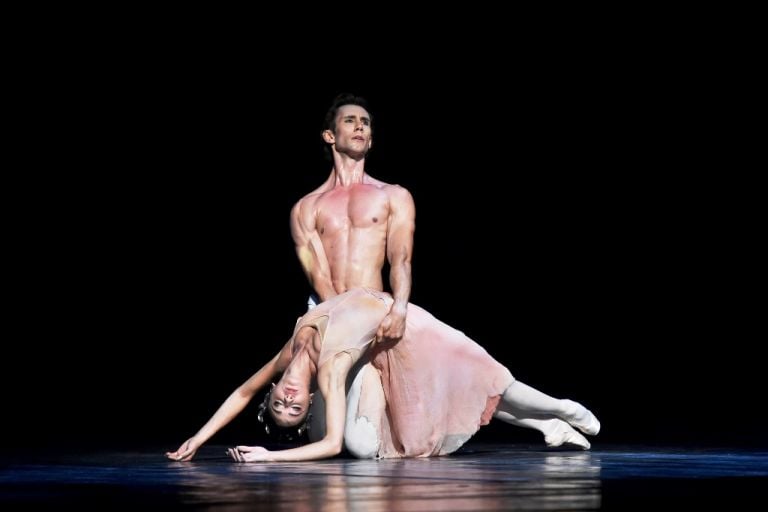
[
  {"left": 228, "top": 352, "right": 353, "bottom": 462},
  {"left": 166, "top": 340, "right": 293, "bottom": 461}
]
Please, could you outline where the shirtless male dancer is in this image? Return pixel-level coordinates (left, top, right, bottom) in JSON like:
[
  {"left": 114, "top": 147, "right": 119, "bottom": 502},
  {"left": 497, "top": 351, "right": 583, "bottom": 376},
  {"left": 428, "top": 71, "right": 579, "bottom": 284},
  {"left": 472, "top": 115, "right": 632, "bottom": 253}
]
[{"left": 288, "top": 93, "right": 599, "bottom": 451}]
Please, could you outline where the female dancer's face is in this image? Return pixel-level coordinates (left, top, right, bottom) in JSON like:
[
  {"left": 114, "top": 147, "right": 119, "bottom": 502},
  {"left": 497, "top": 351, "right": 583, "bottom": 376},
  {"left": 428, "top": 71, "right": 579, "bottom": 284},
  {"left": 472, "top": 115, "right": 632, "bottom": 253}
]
[{"left": 269, "top": 379, "right": 312, "bottom": 427}]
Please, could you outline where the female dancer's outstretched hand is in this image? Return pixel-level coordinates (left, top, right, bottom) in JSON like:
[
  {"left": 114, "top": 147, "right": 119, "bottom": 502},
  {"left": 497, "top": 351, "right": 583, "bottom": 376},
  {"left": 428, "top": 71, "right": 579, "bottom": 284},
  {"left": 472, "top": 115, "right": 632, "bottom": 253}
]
[
  {"left": 227, "top": 445, "right": 270, "bottom": 462},
  {"left": 166, "top": 438, "right": 200, "bottom": 461}
]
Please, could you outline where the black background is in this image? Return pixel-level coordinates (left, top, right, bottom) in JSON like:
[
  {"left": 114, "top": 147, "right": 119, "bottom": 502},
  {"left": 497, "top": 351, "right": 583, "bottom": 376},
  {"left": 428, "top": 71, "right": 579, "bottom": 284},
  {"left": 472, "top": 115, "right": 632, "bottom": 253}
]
[{"left": 5, "top": 47, "right": 761, "bottom": 454}]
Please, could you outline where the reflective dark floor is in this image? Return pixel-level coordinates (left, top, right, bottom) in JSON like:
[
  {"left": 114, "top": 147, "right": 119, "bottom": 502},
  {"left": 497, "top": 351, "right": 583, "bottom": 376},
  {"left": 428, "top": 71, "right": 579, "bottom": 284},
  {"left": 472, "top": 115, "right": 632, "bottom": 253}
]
[{"left": 2, "top": 444, "right": 767, "bottom": 510}]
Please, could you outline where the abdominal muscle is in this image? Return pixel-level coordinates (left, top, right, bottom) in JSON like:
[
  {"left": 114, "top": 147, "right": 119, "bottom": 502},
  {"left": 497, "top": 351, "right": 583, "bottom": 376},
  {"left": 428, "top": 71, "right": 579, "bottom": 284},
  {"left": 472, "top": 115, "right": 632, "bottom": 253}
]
[{"left": 323, "top": 227, "right": 387, "bottom": 295}]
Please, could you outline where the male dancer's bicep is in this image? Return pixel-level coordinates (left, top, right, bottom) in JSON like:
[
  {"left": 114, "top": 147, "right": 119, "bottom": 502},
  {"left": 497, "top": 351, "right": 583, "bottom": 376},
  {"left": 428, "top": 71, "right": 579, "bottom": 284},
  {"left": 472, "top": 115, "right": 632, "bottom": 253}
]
[
  {"left": 386, "top": 186, "right": 415, "bottom": 268},
  {"left": 291, "top": 201, "right": 334, "bottom": 299}
]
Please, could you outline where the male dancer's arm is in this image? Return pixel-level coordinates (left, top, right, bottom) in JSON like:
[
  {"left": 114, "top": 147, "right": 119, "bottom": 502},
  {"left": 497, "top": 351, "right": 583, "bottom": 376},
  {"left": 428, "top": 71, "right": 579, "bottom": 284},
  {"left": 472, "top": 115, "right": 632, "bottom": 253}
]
[
  {"left": 290, "top": 199, "right": 336, "bottom": 301},
  {"left": 376, "top": 186, "right": 415, "bottom": 343}
]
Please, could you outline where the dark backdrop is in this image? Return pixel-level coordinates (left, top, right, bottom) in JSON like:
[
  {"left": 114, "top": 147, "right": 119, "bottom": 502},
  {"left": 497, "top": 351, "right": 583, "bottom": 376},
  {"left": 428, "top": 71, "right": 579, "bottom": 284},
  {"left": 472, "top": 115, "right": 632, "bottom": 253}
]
[{"left": 5, "top": 58, "right": 761, "bottom": 454}]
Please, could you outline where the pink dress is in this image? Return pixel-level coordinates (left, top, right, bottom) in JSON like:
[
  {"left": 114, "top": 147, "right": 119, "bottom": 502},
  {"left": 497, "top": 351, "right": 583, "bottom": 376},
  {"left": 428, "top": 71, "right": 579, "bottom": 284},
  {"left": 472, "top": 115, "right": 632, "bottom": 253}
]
[{"left": 295, "top": 288, "right": 514, "bottom": 458}]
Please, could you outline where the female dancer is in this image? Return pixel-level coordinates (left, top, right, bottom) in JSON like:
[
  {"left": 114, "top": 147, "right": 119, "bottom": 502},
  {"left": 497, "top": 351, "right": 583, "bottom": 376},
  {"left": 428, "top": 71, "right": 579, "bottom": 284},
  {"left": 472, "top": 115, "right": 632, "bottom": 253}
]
[{"left": 166, "top": 288, "right": 599, "bottom": 462}]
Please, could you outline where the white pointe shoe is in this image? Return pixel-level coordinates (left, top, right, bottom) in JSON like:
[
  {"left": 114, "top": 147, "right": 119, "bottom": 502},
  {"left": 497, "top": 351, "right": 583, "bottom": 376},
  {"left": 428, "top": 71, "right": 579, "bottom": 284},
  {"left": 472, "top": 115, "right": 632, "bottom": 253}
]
[
  {"left": 545, "top": 423, "right": 591, "bottom": 450},
  {"left": 563, "top": 400, "right": 601, "bottom": 436}
]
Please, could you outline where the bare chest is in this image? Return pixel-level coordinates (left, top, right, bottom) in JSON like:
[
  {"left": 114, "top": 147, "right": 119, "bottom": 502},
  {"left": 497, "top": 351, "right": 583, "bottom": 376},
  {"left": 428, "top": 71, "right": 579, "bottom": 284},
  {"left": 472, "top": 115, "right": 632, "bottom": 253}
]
[{"left": 316, "top": 186, "right": 389, "bottom": 235}]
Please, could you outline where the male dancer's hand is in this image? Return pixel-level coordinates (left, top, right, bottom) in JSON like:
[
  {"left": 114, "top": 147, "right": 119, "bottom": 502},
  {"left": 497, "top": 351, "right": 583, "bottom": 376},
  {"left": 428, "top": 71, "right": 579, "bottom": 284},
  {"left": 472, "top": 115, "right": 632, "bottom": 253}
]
[{"left": 375, "top": 304, "right": 407, "bottom": 344}]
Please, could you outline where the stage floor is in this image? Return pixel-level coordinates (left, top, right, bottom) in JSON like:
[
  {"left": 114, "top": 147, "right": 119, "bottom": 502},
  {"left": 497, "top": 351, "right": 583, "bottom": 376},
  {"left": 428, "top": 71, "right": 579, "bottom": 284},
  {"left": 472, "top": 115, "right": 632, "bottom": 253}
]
[{"left": 2, "top": 443, "right": 766, "bottom": 509}]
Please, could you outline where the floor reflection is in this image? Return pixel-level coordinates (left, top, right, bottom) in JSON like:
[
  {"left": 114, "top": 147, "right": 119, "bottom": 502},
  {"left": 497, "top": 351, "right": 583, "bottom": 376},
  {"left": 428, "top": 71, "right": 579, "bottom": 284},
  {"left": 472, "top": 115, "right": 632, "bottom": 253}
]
[
  {"left": 3, "top": 445, "right": 765, "bottom": 509},
  {"left": 173, "top": 449, "right": 602, "bottom": 511}
]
